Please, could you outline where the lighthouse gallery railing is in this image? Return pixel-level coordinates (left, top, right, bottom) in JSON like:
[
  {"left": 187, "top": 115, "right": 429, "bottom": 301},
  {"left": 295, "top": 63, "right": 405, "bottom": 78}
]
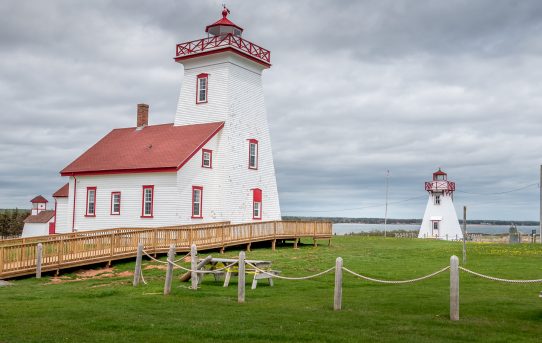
[{"left": 175, "top": 33, "right": 271, "bottom": 64}]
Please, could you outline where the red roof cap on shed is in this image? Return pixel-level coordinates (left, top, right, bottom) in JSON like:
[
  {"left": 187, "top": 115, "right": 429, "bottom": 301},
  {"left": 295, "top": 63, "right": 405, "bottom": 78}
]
[
  {"left": 24, "top": 210, "right": 55, "bottom": 223},
  {"left": 60, "top": 122, "right": 224, "bottom": 176},
  {"left": 53, "top": 183, "right": 69, "bottom": 198},
  {"left": 30, "top": 195, "right": 48, "bottom": 203}
]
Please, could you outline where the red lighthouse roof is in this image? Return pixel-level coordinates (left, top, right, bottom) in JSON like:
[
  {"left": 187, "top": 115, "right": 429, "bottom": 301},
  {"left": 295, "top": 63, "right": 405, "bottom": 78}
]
[
  {"left": 433, "top": 168, "right": 447, "bottom": 181},
  {"left": 205, "top": 6, "right": 244, "bottom": 35},
  {"left": 30, "top": 195, "right": 48, "bottom": 203}
]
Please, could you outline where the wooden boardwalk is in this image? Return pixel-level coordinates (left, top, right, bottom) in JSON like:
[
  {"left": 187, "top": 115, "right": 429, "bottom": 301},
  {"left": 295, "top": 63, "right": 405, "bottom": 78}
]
[{"left": 0, "top": 221, "right": 332, "bottom": 279}]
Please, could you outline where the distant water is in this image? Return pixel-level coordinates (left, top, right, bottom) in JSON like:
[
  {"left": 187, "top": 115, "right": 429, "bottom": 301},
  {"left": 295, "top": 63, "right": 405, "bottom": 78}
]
[{"left": 333, "top": 223, "right": 540, "bottom": 235}]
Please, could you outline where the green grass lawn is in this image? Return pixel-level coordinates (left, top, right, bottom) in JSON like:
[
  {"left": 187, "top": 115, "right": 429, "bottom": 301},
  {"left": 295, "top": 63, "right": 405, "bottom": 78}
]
[{"left": 1, "top": 237, "right": 541, "bottom": 342}]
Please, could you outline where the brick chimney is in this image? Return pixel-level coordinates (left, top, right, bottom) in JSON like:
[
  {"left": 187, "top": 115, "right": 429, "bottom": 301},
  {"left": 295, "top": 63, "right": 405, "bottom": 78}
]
[{"left": 137, "top": 104, "right": 149, "bottom": 128}]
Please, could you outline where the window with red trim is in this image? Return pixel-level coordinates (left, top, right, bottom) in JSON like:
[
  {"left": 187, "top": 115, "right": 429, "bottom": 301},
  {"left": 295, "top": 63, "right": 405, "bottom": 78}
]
[
  {"left": 252, "top": 188, "right": 262, "bottom": 220},
  {"left": 196, "top": 73, "right": 208, "bottom": 104},
  {"left": 248, "top": 139, "right": 258, "bottom": 170},
  {"left": 85, "top": 187, "right": 96, "bottom": 217},
  {"left": 111, "top": 192, "right": 121, "bottom": 215},
  {"left": 202, "top": 149, "right": 212, "bottom": 168},
  {"left": 141, "top": 186, "right": 154, "bottom": 218},
  {"left": 192, "top": 186, "right": 203, "bottom": 218}
]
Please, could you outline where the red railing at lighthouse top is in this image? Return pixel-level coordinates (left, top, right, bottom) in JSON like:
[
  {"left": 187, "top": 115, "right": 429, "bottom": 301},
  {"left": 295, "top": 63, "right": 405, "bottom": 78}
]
[
  {"left": 175, "top": 34, "right": 271, "bottom": 65},
  {"left": 425, "top": 181, "right": 455, "bottom": 194}
]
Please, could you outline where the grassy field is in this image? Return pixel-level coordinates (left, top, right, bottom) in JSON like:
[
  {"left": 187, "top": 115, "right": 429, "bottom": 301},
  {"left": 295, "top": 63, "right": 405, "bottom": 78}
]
[{"left": 0, "top": 237, "right": 541, "bottom": 342}]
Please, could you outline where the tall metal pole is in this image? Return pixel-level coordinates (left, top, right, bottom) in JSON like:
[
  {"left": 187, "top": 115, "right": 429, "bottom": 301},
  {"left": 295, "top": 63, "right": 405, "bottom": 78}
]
[
  {"left": 384, "top": 170, "right": 389, "bottom": 238},
  {"left": 462, "top": 206, "right": 467, "bottom": 265},
  {"left": 539, "top": 165, "right": 541, "bottom": 244}
]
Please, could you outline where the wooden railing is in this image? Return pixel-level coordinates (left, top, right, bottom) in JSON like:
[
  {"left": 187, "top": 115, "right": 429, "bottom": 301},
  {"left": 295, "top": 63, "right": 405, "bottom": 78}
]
[
  {"left": 0, "top": 221, "right": 331, "bottom": 279},
  {"left": 175, "top": 33, "right": 271, "bottom": 64}
]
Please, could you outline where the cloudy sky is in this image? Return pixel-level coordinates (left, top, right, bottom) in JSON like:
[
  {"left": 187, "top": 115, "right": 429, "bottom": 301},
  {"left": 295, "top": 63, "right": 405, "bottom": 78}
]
[{"left": 1, "top": 0, "right": 541, "bottom": 220}]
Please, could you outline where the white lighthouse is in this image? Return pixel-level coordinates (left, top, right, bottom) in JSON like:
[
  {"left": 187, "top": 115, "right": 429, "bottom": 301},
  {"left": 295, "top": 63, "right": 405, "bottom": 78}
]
[{"left": 418, "top": 169, "right": 462, "bottom": 240}]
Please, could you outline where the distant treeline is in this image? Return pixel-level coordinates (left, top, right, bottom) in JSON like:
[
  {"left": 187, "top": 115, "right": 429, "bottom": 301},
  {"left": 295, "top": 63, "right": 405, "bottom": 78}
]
[
  {"left": 283, "top": 216, "right": 539, "bottom": 226},
  {"left": 0, "top": 209, "right": 30, "bottom": 238}
]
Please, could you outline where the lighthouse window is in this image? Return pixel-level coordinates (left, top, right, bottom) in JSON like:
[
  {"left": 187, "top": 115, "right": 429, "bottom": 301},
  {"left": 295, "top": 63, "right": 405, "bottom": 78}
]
[
  {"left": 202, "top": 149, "right": 212, "bottom": 168},
  {"left": 86, "top": 187, "right": 96, "bottom": 217},
  {"left": 141, "top": 185, "right": 154, "bottom": 218},
  {"left": 253, "top": 188, "right": 262, "bottom": 220},
  {"left": 196, "top": 74, "right": 208, "bottom": 104},
  {"left": 434, "top": 195, "right": 441, "bottom": 205},
  {"left": 192, "top": 186, "right": 203, "bottom": 218},
  {"left": 248, "top": 139, "right": 258, "bottom": 169}
]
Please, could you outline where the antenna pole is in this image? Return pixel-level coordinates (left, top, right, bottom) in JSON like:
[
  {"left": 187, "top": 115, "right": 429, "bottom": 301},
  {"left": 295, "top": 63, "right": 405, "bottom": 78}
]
[
  {"left": 384, "top": 170, "right": 389, "bottom": 238},
  {"left": 539, "top": 165, "right": 541, "bottom": 244}
]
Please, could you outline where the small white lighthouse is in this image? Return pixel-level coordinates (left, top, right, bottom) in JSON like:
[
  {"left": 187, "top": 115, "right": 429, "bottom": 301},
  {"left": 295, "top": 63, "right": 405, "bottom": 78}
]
[{"left": 418, "top": 169, "right": 462, "bottom": 240}]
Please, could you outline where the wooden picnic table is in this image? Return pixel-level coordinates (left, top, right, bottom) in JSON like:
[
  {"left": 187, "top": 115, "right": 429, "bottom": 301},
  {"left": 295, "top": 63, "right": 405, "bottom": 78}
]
[{"left": 198, "top": 257, "right": 279, "bottom": 289}]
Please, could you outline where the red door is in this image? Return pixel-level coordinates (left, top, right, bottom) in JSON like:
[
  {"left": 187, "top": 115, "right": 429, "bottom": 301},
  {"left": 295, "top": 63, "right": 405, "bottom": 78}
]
[{"left": 49, "top": 222, "right": 56, "bottom": 235}]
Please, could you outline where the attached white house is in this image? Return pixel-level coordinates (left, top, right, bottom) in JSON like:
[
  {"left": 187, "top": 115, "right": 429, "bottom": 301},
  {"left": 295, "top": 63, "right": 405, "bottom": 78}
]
[{"left": 40, "top": 8, "right": 281, "bottom": 235}]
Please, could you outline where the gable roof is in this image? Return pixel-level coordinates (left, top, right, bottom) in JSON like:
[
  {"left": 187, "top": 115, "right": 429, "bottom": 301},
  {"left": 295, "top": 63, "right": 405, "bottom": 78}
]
[
  {"left": 30, "top": 195, "right": 48, "bottom": 203},
  {"left": 60, "top": 122, "right": 224, "bottom": 176},
  {"left": 24, "top": 210, "right": 55, "bottom": 224},
  {"left": 53, "top": 183, "right": 69, "bottom": 198}
]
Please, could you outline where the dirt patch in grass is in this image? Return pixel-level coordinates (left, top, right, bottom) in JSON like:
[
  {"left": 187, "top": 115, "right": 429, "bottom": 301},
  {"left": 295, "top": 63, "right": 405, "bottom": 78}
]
[
  {"left": 47, "top": 268, "right": 133, "bottom": 284},
  {"left": 144, "top": 264, "right": 168, "bottom": 270}
]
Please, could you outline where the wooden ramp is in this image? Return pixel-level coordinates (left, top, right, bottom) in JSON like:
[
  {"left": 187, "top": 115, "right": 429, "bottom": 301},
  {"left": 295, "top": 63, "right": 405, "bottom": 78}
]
[{"left": 0, "top": 221, "right": 332, "bottom": 279}]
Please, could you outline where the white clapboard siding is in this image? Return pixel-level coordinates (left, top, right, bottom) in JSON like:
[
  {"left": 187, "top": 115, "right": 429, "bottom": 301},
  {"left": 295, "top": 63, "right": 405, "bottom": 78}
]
[
  {"left": 54, "top": 197, "right": 70, "bottom": 234},
  {"left": 175, "top": 53, "right": 281, "bottom": 224},
  {"left": 22, "top": 222, "right": 51, "bottom": 238},
  {"left": 419, "top": 194, "right": 463, "bottom": 240}
]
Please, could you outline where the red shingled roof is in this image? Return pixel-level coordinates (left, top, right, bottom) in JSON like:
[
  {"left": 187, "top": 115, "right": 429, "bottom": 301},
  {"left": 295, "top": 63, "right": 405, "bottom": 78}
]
[
  {"left": 53, "top": 183, "right": 69, "bottom": 197},
  {"left": 60, "top": 122, "right": 224, "bottom": 176},
  {"left": 30, "top": 195, "right": 48, "bottom": 203},
  {"left": 24, "top": 210, "right": 55, "bottom": 223}
]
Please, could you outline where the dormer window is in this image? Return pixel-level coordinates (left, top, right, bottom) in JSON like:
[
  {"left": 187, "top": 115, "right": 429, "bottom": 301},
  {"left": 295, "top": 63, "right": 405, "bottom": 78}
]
[
  {"left": 248, "top": 139, "right": 258, "bottom": 170},
  {"left": 196, "top": 73, "right": 208, "bottom": 104},
  {"left": 202, "top": 149, "right": 212, "bottom": 168}
]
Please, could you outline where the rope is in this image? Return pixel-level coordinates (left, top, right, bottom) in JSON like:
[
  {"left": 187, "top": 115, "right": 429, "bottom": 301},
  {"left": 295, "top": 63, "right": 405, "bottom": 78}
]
[
  {"left": 142, "top": 250, "right": 169, "bottom": 264},
  {"left": 245, "top": 261, "right": 335, "bottom": 280},
  {"left": 141, "top": 249, "right": 191, "bottom": 264},
  {"left": 459, "top": 267, "right": 542, "bottom": 283},
  {"left": 342, "top": 266, "right": 450, "bottom": 284},
  {"left": 167, "top": 259, "right": 238, "bottom": 274},
  {"left": 140, "top": 268, "right": 147, "bottom": 285}
]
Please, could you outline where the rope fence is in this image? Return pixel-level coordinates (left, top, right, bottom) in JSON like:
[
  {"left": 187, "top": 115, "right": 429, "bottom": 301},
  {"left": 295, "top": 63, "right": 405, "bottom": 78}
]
[{"left": 132, "top": 244, "right": 542, "bottom": 320}]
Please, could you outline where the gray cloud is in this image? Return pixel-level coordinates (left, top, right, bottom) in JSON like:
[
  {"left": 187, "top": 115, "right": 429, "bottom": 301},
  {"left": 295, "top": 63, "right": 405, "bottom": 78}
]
[{"left": 1, "top": 0, "right": 541, "bottom": 221}]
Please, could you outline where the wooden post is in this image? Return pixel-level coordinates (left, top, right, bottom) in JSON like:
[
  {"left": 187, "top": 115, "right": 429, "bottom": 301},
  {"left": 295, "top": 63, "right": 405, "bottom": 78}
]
[
  {"left": 238, "top": 251, "right": 245, "bottom": 304},
  {"left": 294, "top": 238, "right": 299, "bottom": 249},
  {"left": 190, "top": 244, "right": 198, "bottom": 290},
  {"left": 163, "top": 244, "right": 175, "bottom": 295},
  {"left": 152, "top": 229, "right": 158, "bottom": 257},
  {"left": 246, "top": 242, "right": 251, "bottom": 252},
  {"left": 133, "top": 243, "right": 143, "bottom": 287},
  {"left": 272, "top": 239, "right": 276, "bottom": 251},
  {"left": 334, "top": 257, "right": 343, "bottom": 311},
  {"left": 109, "top": 232, "right": 115, "bottom": 266},
  {"left": 450, "top": 255, "right": 459, "bottom": 321},
  {"left": 462, "top": 206, "right": 467, "bottom": 265},
  {"left": 36, "top": 243, "right": 43, "bottom": 279},
  {"left": 0, "top": 246, "right": 4, "bottom": 274}
]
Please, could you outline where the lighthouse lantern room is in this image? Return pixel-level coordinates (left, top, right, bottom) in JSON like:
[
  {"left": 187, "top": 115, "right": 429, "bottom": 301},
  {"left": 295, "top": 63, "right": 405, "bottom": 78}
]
[{"left": 418, "top": 169, "right": 463, "bottom": 240}]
